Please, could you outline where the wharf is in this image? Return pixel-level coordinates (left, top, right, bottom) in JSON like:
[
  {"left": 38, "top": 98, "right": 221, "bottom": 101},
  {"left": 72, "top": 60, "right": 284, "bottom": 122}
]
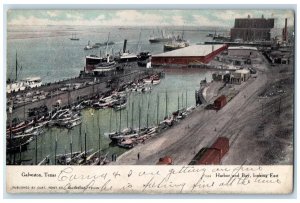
[
  {"left": 7, "top": 65, "right": 162, "bottom": 122},
  {"left": 203, "top": 41, "right": 272, "bottom": 47}
]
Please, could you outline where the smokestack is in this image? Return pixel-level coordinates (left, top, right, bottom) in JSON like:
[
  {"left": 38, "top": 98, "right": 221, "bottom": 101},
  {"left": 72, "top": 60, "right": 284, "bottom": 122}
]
[
  {"left": 107, "top": 54, "right": 110, "bottom": 63},
  {"left": 123, "top": 39, "right": 127, "bottom": 53},
  {"left": 284, "top": 18, "right": 288, "bottom": 41}
]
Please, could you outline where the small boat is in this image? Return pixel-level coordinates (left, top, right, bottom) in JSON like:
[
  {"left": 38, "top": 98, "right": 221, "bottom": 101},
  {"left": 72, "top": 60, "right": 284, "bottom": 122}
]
[
  {"left": 56, "top": 149, "right": 93, "bottom": 165},
  {"left": 56, "top": 152, "right": 80, "bottom": 165},
  {"left": 6, "top": 120, "right": 34, "bottom": 135},
  {"left": 146, "top": 126, "right": 158, "bottom": 135},
  {"left": 186, "top": 106, "right": 196, "bottom": 113},
  {"left": 109, "top": 133, "right": 138, "bottom": 143},
  {"left": 111, "top": 91, "right": 127, "bottom": 98},
  {"left": 117, "top": 139, "right": 136, "bottom": 149},
  {"left": 113, "top": 102, "right": 127, "bottom": 111},
  {"left": 84, "top": 41, "right": 93, "bottom": 50},
  {"left": 86, "top": 152, "right": 109, "bottom": 165},
  {"left": 104, "top": 131, "right": 121, "bottom": 138},
  {"left": 72, "top": 103, "right": 85, "bottom": 111},
  {"left": 12, "top": 128, "right": 44, "bottom": 139},
  {"left": 95, "top": 41, "right": 115, "bottom": 46},
  {"left": 160, "top": 116, "right": 174, "bottom": 127},
  {"left": 93, "top": 100, "right": 111, "bottom": 109},
  {"left": 24, "top": 122, "right": 45, "bottom": 134},
  {"left": 66, "top": 117, "right": 82, "bottom": 129}
]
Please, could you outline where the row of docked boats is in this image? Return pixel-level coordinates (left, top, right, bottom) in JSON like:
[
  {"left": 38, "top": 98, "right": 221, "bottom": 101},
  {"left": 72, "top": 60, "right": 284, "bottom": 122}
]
[
  {"left": 6, "top": 108, "right": 83, "bottom": 154},
  {"left": 48, "top": 108, "right": 82, "bottom": 129},
  {"left": 6, "top": 73, "right": 160, "bottom": 154},
  {"left": 106, "top": 126, "right": 158, "bottom": 149},
  {"left": 91, "top": 74, "right": 161, "bottom": 111},
  {"left": 55, "top": 149, "right": 109, "bottom": 165},
  {"left": 37, "top": 150, "right": 110, "bottom": 166},
  {"left": 6, "top": 116, "right": 48, "bottom": 153},
  {"left": 105, "top": 105, "right": 196, "bottom": 149},
  {"left": 92, "top": 91, "right": 127, "bottom": 110}
]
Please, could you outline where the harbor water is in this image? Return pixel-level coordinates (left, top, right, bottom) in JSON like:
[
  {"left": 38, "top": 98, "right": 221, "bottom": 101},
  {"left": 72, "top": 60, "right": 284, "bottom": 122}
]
[
  {"left": 6, "top": 26, "right": 214, "bottom": 164},
  {"left": 7, "top": 25, "right": 215, "bottom": 82}
]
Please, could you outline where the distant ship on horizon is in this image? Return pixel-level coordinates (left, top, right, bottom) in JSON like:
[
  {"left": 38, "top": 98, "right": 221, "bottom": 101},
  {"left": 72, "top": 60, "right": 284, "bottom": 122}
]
[
  {"left": 70, "top": 33, "right": 79, "bottom": 41},
  {"left": 163, "top": 34, "right": 189, "bottom": 52},
  {"left": 149, "top": 29, "right": 173, "bottom": 43}
]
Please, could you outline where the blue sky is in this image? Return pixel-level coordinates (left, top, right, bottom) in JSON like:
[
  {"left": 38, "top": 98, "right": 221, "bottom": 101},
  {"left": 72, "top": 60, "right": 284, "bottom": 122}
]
[{"left": 7, "top": 9, "right": 294, "bottom": 27}]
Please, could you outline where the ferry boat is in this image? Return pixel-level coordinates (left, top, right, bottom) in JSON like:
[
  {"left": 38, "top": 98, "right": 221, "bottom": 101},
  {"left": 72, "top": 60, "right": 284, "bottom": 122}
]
[
  {"left": 117, "top": 52, "right": 138, "bottom": 62},
  {"left": 115, "top": 39, "right": 138, "bottom": 63}
]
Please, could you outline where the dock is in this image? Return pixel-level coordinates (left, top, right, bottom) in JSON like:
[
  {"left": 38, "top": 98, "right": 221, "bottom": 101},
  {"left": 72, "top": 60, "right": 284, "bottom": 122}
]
[{"left": 7, "top": 64, "right": 163, "bottom": 122}]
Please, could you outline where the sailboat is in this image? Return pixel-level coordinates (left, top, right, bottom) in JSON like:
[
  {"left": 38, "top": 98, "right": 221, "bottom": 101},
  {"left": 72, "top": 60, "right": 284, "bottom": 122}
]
[{"left": 70, "top": 33, "right": 79, "bottom": 41}]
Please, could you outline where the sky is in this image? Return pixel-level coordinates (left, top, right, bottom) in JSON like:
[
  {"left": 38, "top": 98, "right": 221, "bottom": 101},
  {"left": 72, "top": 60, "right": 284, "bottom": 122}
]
[{"left": 7, "top": 9, "right": 294, "bottom": 28}]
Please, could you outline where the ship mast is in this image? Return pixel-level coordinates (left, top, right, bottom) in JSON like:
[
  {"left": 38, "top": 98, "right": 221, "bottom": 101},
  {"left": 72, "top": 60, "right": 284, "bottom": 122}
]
[
  {"left": 105, "top": 32, "right": 110, "bottom": 57},
  {"left": 15, "top": 51, "right": 18, "bottom": 81}
]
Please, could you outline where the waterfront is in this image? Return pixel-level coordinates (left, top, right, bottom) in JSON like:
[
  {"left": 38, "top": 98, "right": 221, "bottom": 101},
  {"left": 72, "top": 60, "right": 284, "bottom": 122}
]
[
  {"left": 7, "top": 25, "right": 216, "bottom": 83},
  {"left": 7, "top": 69, "right": 213, "bottom": 164},
  {"left": 6, "top": 11, "right": 294, "bottom": 167},
  {"left": 6, "top": 25, "right": 217, "bottom": 164}
]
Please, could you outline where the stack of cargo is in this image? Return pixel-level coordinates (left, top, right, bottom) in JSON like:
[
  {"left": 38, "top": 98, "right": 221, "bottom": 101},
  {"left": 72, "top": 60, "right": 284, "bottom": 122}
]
[{"left": 191, "top": 137, "right": 229, "bottom": 165}]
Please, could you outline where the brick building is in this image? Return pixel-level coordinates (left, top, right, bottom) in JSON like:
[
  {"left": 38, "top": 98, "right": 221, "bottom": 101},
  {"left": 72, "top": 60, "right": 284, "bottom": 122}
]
[{"left": 230, "top": 15, "right": 275, "bottom": 42}]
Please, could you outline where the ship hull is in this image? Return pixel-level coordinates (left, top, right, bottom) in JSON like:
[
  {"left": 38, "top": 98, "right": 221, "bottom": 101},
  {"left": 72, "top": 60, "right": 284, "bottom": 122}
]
[{"left": 149, "top": 38, "right": 172, "bottom": 43}]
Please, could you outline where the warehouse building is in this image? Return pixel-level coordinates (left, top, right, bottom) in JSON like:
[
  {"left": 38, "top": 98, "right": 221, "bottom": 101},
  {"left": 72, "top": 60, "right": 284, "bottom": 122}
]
[
  {"left": 230, "top": 15, "right": 275, "bottom": 42},
  {"left": 228, "top": 46, "right": 259, "bottom": 58},
  {"left": 151, "top": 44, "right": 228, "bottom": 67},
  {"left": 231, "top": 69, "right": 251, "bottom": 84}
]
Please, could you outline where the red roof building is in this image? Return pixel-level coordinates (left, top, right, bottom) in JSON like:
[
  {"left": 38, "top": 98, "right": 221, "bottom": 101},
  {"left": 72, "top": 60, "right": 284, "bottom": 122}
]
[{"left": 151, "top": 44, "right": 228, "bottom": 67}]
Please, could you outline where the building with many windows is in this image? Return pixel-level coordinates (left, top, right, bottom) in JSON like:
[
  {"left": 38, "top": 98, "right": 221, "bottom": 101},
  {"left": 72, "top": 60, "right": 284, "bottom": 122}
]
[{"left": 230, "top": 15, "right": 275, "bottom": 42}]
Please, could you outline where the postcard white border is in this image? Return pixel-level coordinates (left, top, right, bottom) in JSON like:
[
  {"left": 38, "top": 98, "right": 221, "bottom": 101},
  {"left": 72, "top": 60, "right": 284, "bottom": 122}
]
[{"left": 1, "top": 0, "right": 299, "bottom": 201}]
